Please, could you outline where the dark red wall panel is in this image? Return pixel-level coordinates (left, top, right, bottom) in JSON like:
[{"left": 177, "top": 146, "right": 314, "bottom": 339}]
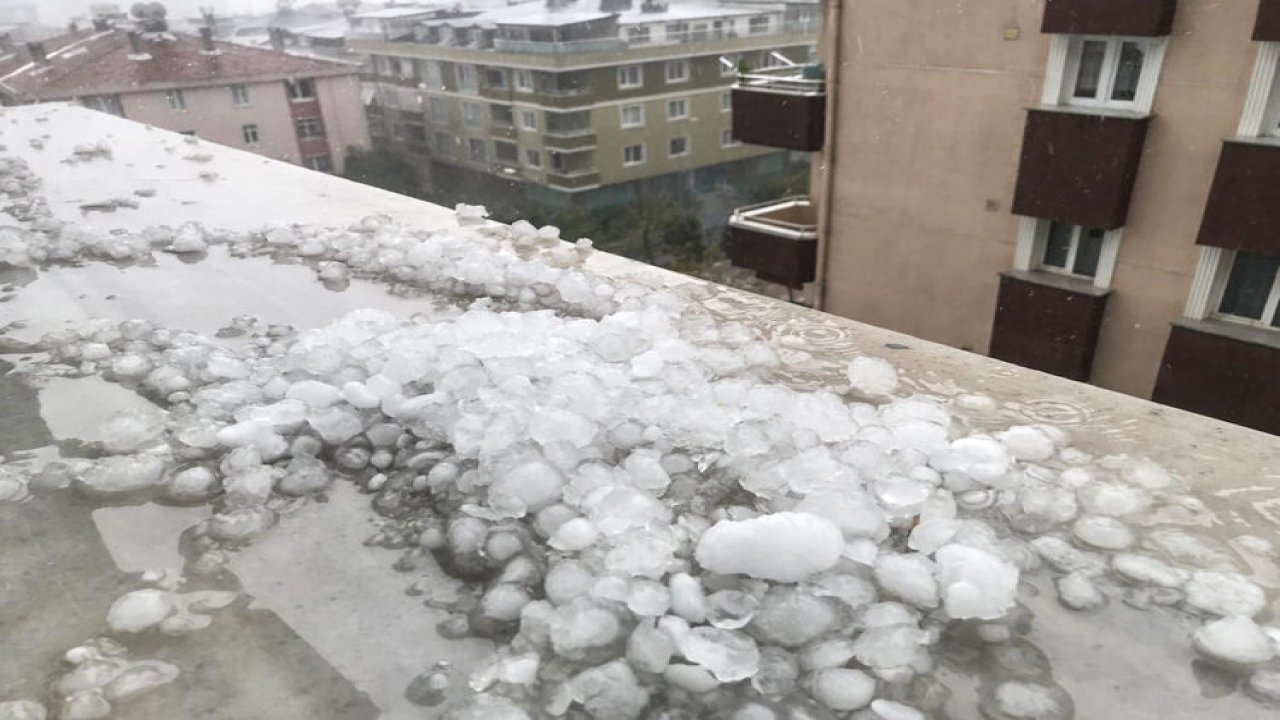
[
  {"left": 1255, "top": 0, "right": 1280, "bottom": 40},
  {"left": 732, "top": 88, "right": 825, "bottom": 152},
  {"left": 1042, "top": 0, "right": 1178, "bottom": 36},
  {"left": 1196, "top": 140, "right": 1280, "bottom": 256},
  {"left": 1011, "top": 109, "right": 1150, "bottom": 230},
  {"left": 729, "top": 226, "right": 817, "bottom": 289},
  {"left": 1153, "top": 324, "right": 1280, "bottom": 435},
  {"left": 989, "top": 273, "right": 1110, "bottom": 381}
]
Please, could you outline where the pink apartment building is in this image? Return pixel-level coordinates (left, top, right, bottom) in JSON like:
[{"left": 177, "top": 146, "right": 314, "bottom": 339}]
[{"left": 0, "top": 27, "right": 370, "bottom": 173}]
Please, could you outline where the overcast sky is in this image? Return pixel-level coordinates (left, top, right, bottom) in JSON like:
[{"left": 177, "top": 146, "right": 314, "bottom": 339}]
[{"left": 37, "top": 0, "right": 286, "bottom": 24}]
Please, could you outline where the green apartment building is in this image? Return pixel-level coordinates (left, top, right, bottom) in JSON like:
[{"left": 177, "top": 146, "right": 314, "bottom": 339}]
[{"left": 347, "top": 0, "right": 818, "bottom": 222}]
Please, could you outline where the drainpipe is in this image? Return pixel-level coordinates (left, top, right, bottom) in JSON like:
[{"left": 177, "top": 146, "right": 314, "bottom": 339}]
[
  {"left": 812, "top": 0, "right": 843, "bottom": 312},
  {"left": 26, "top": 41, "right": 47, "bottom": 66},
  {"left": 200, "top": 26, "right": 219, "bottom": 55}
]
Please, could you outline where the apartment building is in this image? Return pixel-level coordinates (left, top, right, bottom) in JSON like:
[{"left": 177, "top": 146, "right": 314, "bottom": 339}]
[
  {"left": 0, "top": 23, "right": 370, "bottom": 173},
  {"left": 729, "top": 0, "right": 1280, "bottom": 434},
  {"left": 348, "top": 0, "right": 818, "bottom": 215}
]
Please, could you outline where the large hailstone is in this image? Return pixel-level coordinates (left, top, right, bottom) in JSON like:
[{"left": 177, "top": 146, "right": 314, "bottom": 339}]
[{"left": 695, "top": 512, "right": 843, "bottom": 583}]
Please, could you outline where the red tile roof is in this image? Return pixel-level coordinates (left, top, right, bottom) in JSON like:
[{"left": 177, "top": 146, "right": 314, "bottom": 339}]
[{"left": 1, "top": 30, "right": 356, "bottom": 100}]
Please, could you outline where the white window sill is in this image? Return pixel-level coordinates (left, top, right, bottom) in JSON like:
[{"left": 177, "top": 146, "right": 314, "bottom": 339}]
[
  {"left": 1027, "top": 104, "right": 1150, "bottom": 121},
  {"left": 1001, "top": 270, "right": 1111, "bottom": 297},
  {"left": 1172, "top": 318, "right": 1280, "bottom": 352},
  {"left": 1227, "top": 134, "right": 1280, "bottom": 148}
]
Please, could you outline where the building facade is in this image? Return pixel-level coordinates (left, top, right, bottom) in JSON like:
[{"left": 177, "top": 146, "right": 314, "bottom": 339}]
[
  {"left": 729, "top": 0, "right": 1280, "bottom": 434},
  {"left": 348, "top": 0, "right": 818, "bottom": 217},
  {"left": 0, "top": 26, "right": 371, "bottom": 173}
]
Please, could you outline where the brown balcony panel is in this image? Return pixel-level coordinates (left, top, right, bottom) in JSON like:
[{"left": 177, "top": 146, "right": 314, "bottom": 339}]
[
  {"left": 1042, "top": 0, "right": 1178, "bottom": 36},
  {"left": 1011, "top": 109, "right": 1150, "bottom": 230},
  {"left": 729, "top": 199, "right": 817, "bottom": 288},
  {"left": 989, "top": 272, "right": 1110, "bottom": 381},
  {"left": 546, "top": 172, "right": 600, "bottom": 190},
  {"left": 1196, "top": 140, "right": 1280, "bottom": 255},
  {"left": 543, "top": 133, "right": 597, "bottom": 151},
  {"left": 731, "top": 88, "right": 825, "bottom": 152},
  {"left": 1256, "top": 0, "right": 1280, "bottom": 40},
  {"left": 1153, "top": 323, "right": 1280, "bottom": 435}
]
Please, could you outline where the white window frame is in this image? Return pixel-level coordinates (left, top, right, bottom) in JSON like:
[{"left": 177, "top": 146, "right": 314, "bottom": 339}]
[
  {"left": 669, "top": 136, "right": 689, "bottom": 157},
  {"left": 623, "top": 143, "right": 646, "bottom": 166},
  {"left": 748, "top": 16, "right": 770, "bottom": 35},
  {"left": 468, "top": 137, "right": 486, "bottom": 163},
  {"left": 456, "top": 64, "right": 479, "bottom": 93},
  {"left": 305, "top": 155, "right": 333, "bottom": 172},
  {"left": 231, "top": 84, "right": 250, "bottom": 106},
  {"left": 166, "top": 89, "right": 186, "bottom": 111},
  {"left": 514, "top": 69, "right": 534, "bottom": 93},
  {"left": 424, "top": 61, "right": 444, "bottom": 88},
  {"left": 620, "top": 104, "right": 644, "bottom": 128},
  {"left": 721, "top": 54, "right": 739, "bottom": 77},
  {"left": 287, "top": 78, "right": 316, "bottom": 101},
  {"left": 1043, "top": 35, "right": 1167, "bottom": 114},
  {"left": 720, "top": 91, "right": 732, "bottom": 113},
  {"left": 618, "top": 65, "right": 643, "bottom": 90},
  {"left": 1184, "top": 247, "right": 1280, "bottom": 328},
  {"left": 485, "top": 67, "right": 508, "bottom": 89},
  {"left": 524, "top": 148, "right": 542, "bottom": 168},
  {"left": 242, "top": 124, "right": 260, "bottom": 145},
  {"left": 462, "top": 101, "right": 483, "bottom": 128},
  {"left": 667, "top": 98, "right": 689, "bottom": 121},
  {"left": 665, "top": 59, "right": 689, "bottom": 84},
  {"left": 296, "top": 117, "right": 325, "bottom": 139},
  {"left": 1238, "top": 43, "right": 1280, "bottom": 138},
  {"left": 1012, "top": 217, "right": 1122, "bottom": 289},
  {"left": 721, "top": 128, "right": 739, "bottom": 148},
  {"left": 519, "top": 109, "right": 537, "bottom": 131}
]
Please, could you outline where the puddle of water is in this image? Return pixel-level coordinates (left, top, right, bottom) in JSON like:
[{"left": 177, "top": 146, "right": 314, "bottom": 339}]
[{"left": 92, "top": 503, "right": 208, "bottom": 576}]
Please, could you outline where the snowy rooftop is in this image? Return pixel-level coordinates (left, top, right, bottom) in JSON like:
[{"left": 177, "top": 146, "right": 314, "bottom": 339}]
[{"left": 1, "top": 104, "right": 1279, "bottom": 720}]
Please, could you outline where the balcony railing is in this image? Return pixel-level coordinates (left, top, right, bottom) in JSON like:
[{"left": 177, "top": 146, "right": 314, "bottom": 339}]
[
  {"left": 728, "top": 196, "right": 818, "bottom": 288},
  {"left": 493, "top": 38, "right": 626, "bottom": 54},
  {"left": 732, "top": 66, "right": 826, "bottom": 151},
  {"left": 546, "top": 170, "right": 601, "bottom": 190},
  {"left": 543, "top": 132, "right": 596, "bottom": 151}
]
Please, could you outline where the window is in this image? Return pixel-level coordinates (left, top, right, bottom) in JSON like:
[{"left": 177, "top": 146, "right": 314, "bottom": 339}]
[
  {"left": 434, "top": 131, "right": 455, "bottom": 156},
  {"left": 721, "top": 91, "right": 732, "bottom": 113},
  {"left": 287, "top": 78, "right": 315, "bottom": 100},
  {"left": 485, "top": 68, "right": 508, "bottom": 89},
  {"left": 230, "top": 84, "right": 250, "bottom": 106},
  {"left": 761, "top": 51, "right": 788, "bottom": 69},
  {"left": 620, "top": 104, "right": 644, "bottom": 128},
  {"left": 468, "top": 138, "right": 486, "bottom": 163},
  {"left": 618, "top": 65, "right": 642, "bottom": 90},
  {"left": 242, "top": 124, "right": 260, "bottom": 145},
  {"left": 1038, "top": 222, "right": 1106, "bottom": 278},
  {"left": 494, "top": 140, "right": 519, "bottom": 164},
  {"left": 305, "top": 155, "right": 333, "bottom": 172},
  {"left": 456, "top": 64, "right": 478, "bottom": 93},
  {"left": 166, "top": 89, "right": 186, "bottom": 111},
  {"left": 491, "top": 104, "right": 515, "bottom": 127},
  {"left": 627, "top": 25, "right": 651, "bottom": 44},
  {"left": 428, "top": 96, "right": 448, "bottom": 122},
  {"left": 1063, "top": 37, "right": 1152, "bottom": 109},
  {"left": 623, "top": 143, "right": 645, "bottom": 166},
  {"left": 721, "top": 128, "right": 739, "bottom": 148},
  {"left": 525, "top": 148, "right": 542, "bottom": 167},
  {"left": 519, "top": 110, "right": 537, "bottom": 131},
  {"left": 1214, "top": 251, "right": 1280, "bottom": 328},
  {"left": 462, "top": 101, "right": 483, "bottom": 128},
  {"left": 721, "top": 54, "right": 739, "bottom": 77},
  {"left": 667, "top": 98, "right": 689, "bottom": 121},
  {"left": 424, "top": 61, "right": 444, "bottom": 88},
  {"left": 669, "top": 136, "right": 689, "bottom": 157},
  {"left": 748, "top": 16, "right": 769, "bottom": 35},
  {"left": 665, "top": 59, "right": 689, "bottom": 83},
  {"left": 665, "top": 22, "right": 689, "bottom": 43},
  {"left": 514, "top": 69, "right": 533, "bottom": 92},
  {"left": 82, "top": 94, "right": 122, "bottom": 117},
  {"left": 296, "top": 117, "right": 325, "bottom": 139}
]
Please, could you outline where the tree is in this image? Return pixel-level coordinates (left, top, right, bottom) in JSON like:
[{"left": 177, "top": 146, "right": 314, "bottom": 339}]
[
  {"left": 342, "top": 148, "right": 422, "bottom": 198},
  {"left": 602, "top": 195, "right": 703, "bottom": 267}
]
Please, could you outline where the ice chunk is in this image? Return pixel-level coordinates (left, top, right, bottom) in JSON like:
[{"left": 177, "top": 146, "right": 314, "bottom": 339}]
[
  {"left": 1111, "top": 553, "right": 1184, "bottom": 588},
  {"left": 991, "top": 681, "right": 1072, "bottom": 720},
  {"left": 669, "top": 572, "right": 709, "bottom": 623},
  {"left": 871, "top": 699, "right": 926, "bottom": 720},
  {"left": 807, "top": 668, "right": 876, "bottom": 711},
  {"left": 1078, "top": 482, "right": 1151, "bottom": 517},
  {"left": 99, "top": 410, "right": 166, "bottom": 453},
  {"left": 285, "top": 380, "right": 342, "bottom": 408},
  {"left": 565, "top": 659, "right": 650, "bottom": 720},
  {"left": 997, "top": 426, "right": 1057, "bottom": 462},
  {"left": 626, "top": 579, "right": 671, "bottom": 616},
  {"left": 695, "top": 512, "right": 843, "bottom": 583},
  {"left": 549, "top": 599, "right": 624, "bottom": 660},
  {"left": 794, "top": 490, "right": 889, "bottom": 541},
  {"left": 934, "top": 544, "right": 1019, "bottom": 620},
  {"left": 1121, "top": 457, "right": 1173, "bottom": 489},
  {"left": 626, "top": 621, "right": 674, "bottom": 674},
  {"left": 706, "top": 590, "right": 758, "bottom": 630},
  {"left": 76, "top": 455, "right": 166, "bottom": 499},
  {"left": 749, "top": 587, "right": 846, "bottom": 648},
  {"left": 0, "top": 701, "right": 47, "bottom": 720},
  {"left": 678, "top": 627, "right": 760, "bottom": 682},
  {"left": 874, "top": 553, "right": 939, "bottom": 610},
  {"left": 1071, "top": 515, "right": 1135, "bottom": 550},
  {"left": 1185, "top": 572, "right": 1267, "bottom": 617},
  {"left": 1193, "top": 616, "right": 1275, "bottom": 665},
  {"left": 441, "top": 695, "right": 531, "bottom": 720},
  {"left": 106, "top": 589, "right": 175, "bottom": 632},
  {"left": 847, "top": 356, "right": 898, "bottom": 397},
  {"left": 853, "top": 624, "right": 927, "bottom": 670},
  {"left": 1247, "top": 668, "right": 1280, "bottom": 703},
  {"left": 1030, "top": 536, "right": 1106, "bottom": 576},
  {"left": 549, "top": 517, "right": 599, "bottom": 551},
  {"left": 663, "top": 664, "right": 719, "bottom": 694},
  {"left": 933, "top": 436, "right": 1012, "bottom": 486},
  {"left": 103, "top": 661, "right": 179, "bottom": 702},
  {"left": 1055, "top": 572, "right": 1105, "bottom": 611}
]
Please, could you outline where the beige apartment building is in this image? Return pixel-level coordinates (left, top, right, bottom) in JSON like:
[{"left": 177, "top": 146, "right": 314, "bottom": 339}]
[
  {"left": 730, "top": 0, "right": 1280, "bottom": 434},
  {"left": 348, "top": 0, "right": 818, "bottom": 216}
]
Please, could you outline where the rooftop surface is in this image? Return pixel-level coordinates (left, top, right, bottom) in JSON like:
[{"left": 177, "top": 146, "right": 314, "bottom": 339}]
[
  {"left": 0, "top": 30, "right": 356, "bottom": 99},
  {"left": 0, "top": 105, "right": 1278, "bottom": 719}
]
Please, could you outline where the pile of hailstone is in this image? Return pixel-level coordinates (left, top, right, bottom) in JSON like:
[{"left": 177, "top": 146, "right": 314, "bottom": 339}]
[{"left": 1, "top": 157, "right": 1278, "bottom": 720}]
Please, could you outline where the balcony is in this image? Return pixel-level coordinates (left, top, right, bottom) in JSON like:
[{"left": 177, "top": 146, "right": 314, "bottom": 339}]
[
  {"left": 1040, "top": 0, "right": 1178, "bottom": 36},
  {"left": 1011, "top": 107, "right": 1150, "bottom": 230},
  {"left": 1153, "top": 321, "right": 1280, "bottom": 434},
  {"left": 489, "top": 123, "right": 518, "bottom": 141},
  {"left": 1256, "top": 0, "right": 1280, "bottom": 40},
  {"left": 5, "top": 104, "right": 1280, "bottom": 720},
  {"left": 731, "top": 66, "right": 825, "bottom": 151},
  {"left": 988, "top": 271, "right": 1111, "bottom": 381},
  {"left": 543, "top": 131, "right": 596, "bottom": 151},
  {"left": 1195, "top": 139, "right": 1280, "bottom": 255},
  {"left": 492, "top": 38, "right": 626, "bottom": 55},
  {"left": 728, "top": 197, "right": 818, "bottom": 288},
  {"left": 546, "top": 170, "right": 600, "bottom": 190}
]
